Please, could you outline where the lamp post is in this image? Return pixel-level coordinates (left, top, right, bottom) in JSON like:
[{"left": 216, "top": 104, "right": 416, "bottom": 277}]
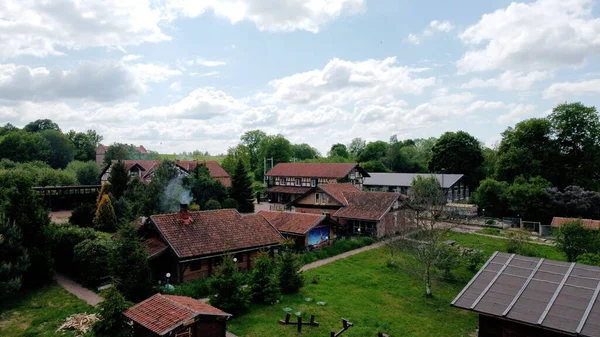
[
  {"left": 233, "top": 257, "right": 238, "bottom": 263},
  {"left": 482, "top": 208, "right": 486, "bottom": 218},
  {"left": 166, "top": 273, "right": 171, "bottom": 286}
]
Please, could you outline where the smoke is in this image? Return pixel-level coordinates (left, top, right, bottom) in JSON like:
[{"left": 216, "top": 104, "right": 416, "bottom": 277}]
[{"left": 160, "top": 176, "right": 193, "bottom": 213}]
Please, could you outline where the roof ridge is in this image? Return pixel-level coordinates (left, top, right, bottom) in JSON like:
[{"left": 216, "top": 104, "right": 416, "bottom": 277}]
[{"left": 159, "top": 294, "right": 197, "bottom": 315}]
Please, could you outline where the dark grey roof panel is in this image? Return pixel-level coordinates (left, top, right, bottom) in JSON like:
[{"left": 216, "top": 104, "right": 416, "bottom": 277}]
[{"left": 363, "top": 173, "right": 464, "bottom": 189}]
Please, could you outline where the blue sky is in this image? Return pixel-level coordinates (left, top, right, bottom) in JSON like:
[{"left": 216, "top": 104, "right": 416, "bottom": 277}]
[{"left": 2, "top": 0, "right": 600, "bottom": 155}]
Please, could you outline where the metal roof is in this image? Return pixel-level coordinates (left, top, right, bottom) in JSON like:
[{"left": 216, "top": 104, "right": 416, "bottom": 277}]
[
  {"left": 363, "top": 173, "right": 463, "bottom": 189},
  {"left": 452, "top": 252, "right": 600, "bottom": 337}
]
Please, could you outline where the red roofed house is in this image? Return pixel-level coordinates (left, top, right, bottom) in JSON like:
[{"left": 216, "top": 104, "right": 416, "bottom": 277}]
[
  {"left": 265, "top": 163, "right": 369, "bottom": 204},
  {"left": 142, "top": 205, "right": 284, "bottom": 283},
  {"left": 288, "top": 183, "right": 404, "bottom": 238},
  {"left": 95, "top": 144, "right": 147, "bottom": 165},
  {"left": 100, "top": 160, "right": 231, "bottom": 187},
  {"left": 258, "top": 210, "right": 339, "bottom": 250},
  {"left": 551, "top": 217, "right": 600, "bottom": 230},
  {"left": 124, "top": 293, "right": 231, "bottom": 337}
]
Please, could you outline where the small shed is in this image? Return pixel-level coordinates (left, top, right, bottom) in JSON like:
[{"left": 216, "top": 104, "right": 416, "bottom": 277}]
[
  {"left": 452, "top": 252, "right": 600, "bottom": 337},
  {"left": 124, "top": 294, "right": 231, "bottom": 337}
]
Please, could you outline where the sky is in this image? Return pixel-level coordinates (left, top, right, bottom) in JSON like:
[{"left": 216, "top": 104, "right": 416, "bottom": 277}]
[{"left": 2, "top": 0, "right": 600, "bottom": 155}]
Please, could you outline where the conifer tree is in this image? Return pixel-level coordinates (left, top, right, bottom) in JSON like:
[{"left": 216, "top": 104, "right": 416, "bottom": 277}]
[
  {"left": 94, "top": 194, "right": 118, "bottom": 232},
  {"left": 0, "top": 214, "right": 30, "bottom": 298},
  {"left": 93, "top": 286, "right": 131, "bottom": 337},
  {"left": 209, "top": 254, "right": 250, "bottom": 315},
  {"left": 230, "top": 158, "right": 254, "bottom": 213},
  {"left": 277, "top": 251, "right": 304, "bottom": 294},
  {"left": 109, "top": 160, "right": 128, "bottom": 199},
  {"left": 250, "top": 251, "right": 280, "bottom": 304},
  {"left": 96, "top": 182, "right": 110, "bottom": 206}
]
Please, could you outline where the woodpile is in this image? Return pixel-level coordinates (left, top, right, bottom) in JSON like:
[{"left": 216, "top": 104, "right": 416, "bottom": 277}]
[{"left": 56, "top": 313, "right": 99, "bottom": 336}]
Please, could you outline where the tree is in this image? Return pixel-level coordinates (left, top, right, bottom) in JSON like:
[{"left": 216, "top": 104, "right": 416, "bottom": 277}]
[
  {"left": 555, "top": 220, "right": 599, "bottom": 262},
  {"left": 240, "top": 130, "right": 267, "bottom": 172},
  {"left": 110, "top": 223, "right": 151, "bottom": 301},
  {"left": 357, "top": 141, "right": 388, "bottom": 163},
  {"left": 250, "top": 251, "right": 280, "bottom": 304},
  {"left": 361, "top": 160, "right": 389, "bottom": 173},
  {"left": 209, "top": 254, "right": 251, "bottom": 315},
  {"left": 348, "top": 137, "right": 366, "bottom": 160},
  {"left": 471, "top": 179, "right": 509, "bottom": 217},
  {"left": 221, "top": 145, "right": 251, "bottom": 175},
  {"left": 204, "top": 199, "right": 222, "bottom": 210},
  {"left": 0, "top": 123, "right": 18, "bottom": 137},
  {"left": 548, "top": 102, "right": 600, "bottom": 190},
  {"left": 67, "top": 130, "right": 103, "bottom": 162},
  {"left": 73, "top": 237, "right": 112, "bottom": 287},
  {"left": 24, "top": 119, "right": 61, "bottom": 133},
  {"left": 548, "top": 186, "right": 600, "bottom": 220},
  {"left": 429, "top": 131, "right": 484, "bottom": 188},
  {"left": 66, "top": 161, "right": 101, "bottom": 185},
  {"left": 481, "top": 147, "right": 498, "bottom": 179},
  {"left": 292, "top": 143, "right": 320, "bottom": 160},
  {"left": 222, "top": 198, "right": 238, "bottom": 209},
  {"left": 231, "top": 158, "right": 255, "bottom": 213},
  {"left": 0, "top": 130, "right": 51, "bottom": 164},
  {"left": 184, "top": 165, "right": 227, "bottom": 208},
  {"left": 103, "top": 143, "right": 142, "bottom": 165},
  {"left": 328, "top": 143, "right": 350, "bottom": 158},
  {"left": 496, "top": 118, "right": 557, "bottom": 184},
  {"left": 109, "top": 161, "right": 129, "bottom": 199},
  {"left": 92, "top": 286, "right": 132, "bottom": 337},
  {"left": 39, "top": 130, "right": 75, "bottom": 169},
  {"left": 277, "top": 250, "right": 304, "bottom": 294},
  {"left": 413, "top": 138, "right": 436, "bottom": 169},
  {"left": 94, "top": 194, "right": 118, "bottom": 232},
  {"left": 97, "top": 183, "right": 111, "bottom": 206},
  {"left": 396, "top": 176, "right": 461, "bottom": 296},
  {"left": 504, "top": 176, "right": 552, "bottom": 222},
  {"left": 255, "top": 134, "right": 292, "bottom": 181},
  {"left": 0, "top": 214, "right": 30, "bottom": 298}
]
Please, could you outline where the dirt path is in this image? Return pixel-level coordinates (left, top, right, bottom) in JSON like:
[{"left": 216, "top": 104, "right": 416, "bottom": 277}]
[{"left": 55, "top": 273, "right": 103, "bottom": 307}]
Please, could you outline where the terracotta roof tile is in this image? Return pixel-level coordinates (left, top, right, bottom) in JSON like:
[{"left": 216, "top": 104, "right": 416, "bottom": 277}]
[
  {"left": 551, "top": 217, "right": 600, "bottom": 230},
  {"left": 266, "top": 163, "right": 360, "bottom": 178},
  {"left": 334, "top": 191, "right": 400, "bottom": 221},
  {"left": 267, "top": 186, "right": 312, "bottom": 194},
  {"left": 258, "top": 210, "right": 326, "bottom": 235},
  {"left": 107, "top": 160, "right": 230, "bottom": 186},
  {"left": 318, "top": 183, "right": 361, "bottom": 205},
  {"left": 124, "top": 294, "right": 230, "bottom": 336},
  {"left": 150, "top": 209, "right": 284, "bottom": 258},
  {"left": 144, "top": 237, "right": 169, "bottom": 258}
]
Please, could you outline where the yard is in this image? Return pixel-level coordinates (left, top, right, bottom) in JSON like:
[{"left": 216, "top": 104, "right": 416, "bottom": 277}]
[{"left": 0, "top": 283, "right": 95, "bottom": 337}]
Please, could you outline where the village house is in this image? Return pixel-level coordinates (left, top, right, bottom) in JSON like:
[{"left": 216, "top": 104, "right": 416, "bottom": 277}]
[
  {"left": 551, "top": 217, "right": 600, "bottom": 230},
  {"left": 124, "top": 293, "right": 231, "bottom": 337},
  {"left": 258, "top": 210, "right": 338, "bottom": 250},
  {"left": 141, "top": 205, "right": 284, "bottom": 283},
  {"left": 287, "top": 183, "right": 404, "bottom": 238},
  {"left": 96, "top": 144, "right": 147, "bottom": 165},
  {"left": 452, "top": 252, "right": 600, "bottom": 337},
  {"left": 100, "top": 160, "right": 231, "bottom": 187},
  {"left": 265, "top": 163, "right": 370, "bottom": 204},
  {"left": 363, "top": 172, "right": 469, "bottom": 203}
]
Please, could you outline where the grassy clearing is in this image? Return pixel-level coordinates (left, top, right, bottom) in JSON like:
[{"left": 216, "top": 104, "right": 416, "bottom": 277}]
[
  {"left": 0, "top": 283, "right": 95, "bottom": 337},
  {"left": 228, "top": 248, "right": 478, "bottom": 337},
  {"left": 447, "top": 232, "right": 567, "bottom": 261}
]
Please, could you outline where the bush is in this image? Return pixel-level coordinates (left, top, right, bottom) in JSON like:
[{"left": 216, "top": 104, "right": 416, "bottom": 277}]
[
  {"left": 46, "top": 223, "right": 99, "bottom": 276},
  {"left": 277, "top": 251, "right": 304, "bottom": 294},
  {"left": 577, "top": 253, "right": 600, "bottom": 267},
  {"left": 110, "top": 223, "right": 151, "bottom": 302},
  {"left": 93, "top": 287, "right": 132, "bottom": 337},
  {"left": 478, "top": 228, "right": 501, "bottom": 236},
  {"left": 505, "top": 230, "right": 529, "bottom": 254},
  {"left": 463, "top": 250, "right": 486, "bottom": 272},
  {"left": 112, "top": 196, "right": 132, "bottom": 222},
  {"left": 299, "top": 237, "right": 374, "bottom": 265},
  {"left": 170, "top": 278, "right": 211, "bottom": 299},
  {"left": 66, "top": 161, "right": 100, "bottom": 185},
  {"left": 73, "top": 238, "right": 113, "bottom": 288},
  {"left": 433, "top": 245, "right": 462, "bottom": 280},
  {"left": 485, "top": 219, "right": 497, "bottom": 225},
  {"left": 95, "top": 194, "right": 118, "bottom": 232},
  {"left": 209, "top": 254, "right": 251, "bottom": 315},
  {"left": 250, "top": 251, "right": 280, "bottom": 304},
  {"left": 190, "top": 203, "right": 201, "bottom": 211},
  {"left": 204, "top": 199, "right": 222, "bottom": 210},
  {"left": 222, "top": 198, "right": 238, "bottom": 209},
  {"left": 555, "top": 220, "right": 600, "bottom": 262},
  {"left": 69, "top": 203, "right": 96, "bottom": 227}
]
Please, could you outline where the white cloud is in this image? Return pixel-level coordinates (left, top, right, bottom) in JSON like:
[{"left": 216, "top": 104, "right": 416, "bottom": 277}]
[
  {"left": 141, "top": 88, "right": 243, "bottom": 120},
  {"left": 0, "top": 0, "right": 169, "bottom": 59},
  {"left": 264, "top": 57, "right": 436, "bottom": 106},
  {"left": 122, "top": 54, "right": 143, "bottom": 62},
  {"left": 169, "top": 81, "right": 182, "bottom": 92},
  {"left": 190, "top": 71, "right": 220, "bottom": 77},
  {"left": 406, "top": 20, "right": 454, "bottom": 44},
  {"left": 126, "top": 63, "right": 181, "bottom": 86},
  {"left": 166, "top": 0, "right": 365, "bottom": 33},
  {"left": 496, "top": 104, "right": 537, "bottom": 123},
  {"left": 197, "top": 60, "right": 226, "bottom": 67},
  {"left": 462, "top": 71, "right": 553, "bottom": 91},
  {"left": 458, "top": 0, "right": 600, "bottom": 73},
  {"left": 543, "top": 79, "right": 600, "bottom": 100}
]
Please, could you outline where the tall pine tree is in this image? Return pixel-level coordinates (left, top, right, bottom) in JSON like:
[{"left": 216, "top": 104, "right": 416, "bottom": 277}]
[
  {"left": 110, "top": 223, "right": 151, "bottom": 301},
  {"left": 250, "top": 251, "right": 280, "bottom": 304},
  {"left": 109, "top": 160, "right": 129, "bottom": 199},
  {"left": 0, "top": 214, "right": 30, "bottom": 298},
  {"left": 230, "top": 159, "right": 254, "bottom": 213}
]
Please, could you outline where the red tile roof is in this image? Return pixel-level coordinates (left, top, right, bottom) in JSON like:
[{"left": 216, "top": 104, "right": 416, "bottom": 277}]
[
  {"left": 124, "top": 294, "right": 230, "bottom": 336},
  {"left": 334, "top": 191, "right": 400, "bottom": 221},
  {"left": 258, "top": 210, "right": 327, "bottom": 235},
  {"left": 267, "top": 186, "right": 312, "bottom": 194},
  {"left": 150, "top": 209, "right": 284, "bottom": 258},
  {"left": 105, "top": 160, "right": 231, "bottom": 186},
  {"left": 144, "top": 237, "right": 169, "bottom": 258},
  {"left": 266, "top": 163, "right": 360, "bottom": 178},
  {"left": 318, "top": 183, "right": 361, "bottom": 205},
  {"left": 551, "top": 217, "right": 600, "bottom": 230}
]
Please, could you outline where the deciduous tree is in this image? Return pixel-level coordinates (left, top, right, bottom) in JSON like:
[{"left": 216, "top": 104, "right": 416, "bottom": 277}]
[
  {"left": 555, "top": 220, "right": 599, "bottom": 262},
  {"left": 429, "top": 131, "right": 484, "bottom": 188},
  {"left": 328, "top": 143, "right": 350, "bottom": 158}
]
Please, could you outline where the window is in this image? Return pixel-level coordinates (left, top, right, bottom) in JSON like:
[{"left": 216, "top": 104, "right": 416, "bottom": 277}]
[
  {"left": 281, "top": 177, "right": 287, "bottom": 185},
  {"left": 295, "top": 178, "right": 301, "bottom": 186},
  {"left": 175, "top": 328, "right": 191, "bottom": 337},
  {"left": 311, "top": 178, "right": 317, "bottom": 187},
  {"left": 315, "top": 193, "right": 321, "bottom": 204},
  {"left": 321, "top": 193, "right": 327, "bottom": 203},
  {"left": 189, "top": 261, "right": 201, "bottom": 271}
]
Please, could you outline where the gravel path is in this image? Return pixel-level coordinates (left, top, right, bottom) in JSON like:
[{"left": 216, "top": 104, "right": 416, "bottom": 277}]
[{"left": 55, "top": 273, "right": 103, "bottom": 307}]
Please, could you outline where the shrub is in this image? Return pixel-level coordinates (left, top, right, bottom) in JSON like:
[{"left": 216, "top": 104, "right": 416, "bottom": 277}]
[
  {"left": 299, "top": 237, "right": 374, "bottom": 265},
  {"left": 73, "top": 238, "right": 112, "bottom": 288},
  {"left": 112, "top": 196, "right": 132, "bottom": 222},
  {"left": 46, "top": 223, "right": 98, "bottom": 276},
  {"left": 171, "top": 278, "right": 211, "bottom": 299},
  {"left": 277, "top": 251, "right": 304, "bottom": 294},
  {"left": 577, "top": 253, "right": 600, "bottom": 267},
  {"left": 66, "top": 161, "right": 100, "bottom": 185},
  {"left": 189, "top": 203, "right": 201, "bottom": 211},
  {"left": 204, "top": 199, "right": 222, "bottom": 210},
  {"left": 110, "top": 224, "right": 151, "bottom": 302},
  {"left": 95, "top": 194, "right": 118, "bottom": 232},
  {"left": 250, "top": 251, "right": 280, "bottom": 304},
  {"left": 69, "top": 203, "right": 96, "bottom": 227},
  {"left": 555, "top": 220, "right": 600, "bottom": 262},
  {"left": 222, "top": 198, "right": 238, "bottom": 209},
  {"left": 505, "top": 230, "right": 529, "bottom": 254},
  {"left": 433, "top": 245, "right": 462, "bottom": 280},
  {"left": 0, "top": 214, "right": 30, "bottom": 299},
  {"left": 485, "top": 219, "right": 496, "bottom": 225},
  {"left": 478, "top": 228, "right": 501, "bottom": 236},
  {"left": 93, "top": 287, "right": 132, "bottom": 337},
  {"left": 463, "top": 250, "right": 486, "bottom": 272},
  {"left": 209, "top": 254, "right": 251, "bottom": 315}
]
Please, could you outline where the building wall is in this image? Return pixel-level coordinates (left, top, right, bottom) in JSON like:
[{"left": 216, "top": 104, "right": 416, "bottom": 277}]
[
  {"left": 478, "top": 315, "right": 569, "bottom": 337},
  {"left": 294, "top": 191, "right": 344, "bottom": 207},
  {"left": 181, "top": 250, "right": 262, "bottom": 283},
  {"left": 196, "top": 319, "right": 227, "bottom": 337}
]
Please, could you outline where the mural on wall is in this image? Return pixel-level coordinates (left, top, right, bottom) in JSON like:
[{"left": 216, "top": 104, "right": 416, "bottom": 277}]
[{"left": 308, "top": 226, "right": 330, "bottom": 248}]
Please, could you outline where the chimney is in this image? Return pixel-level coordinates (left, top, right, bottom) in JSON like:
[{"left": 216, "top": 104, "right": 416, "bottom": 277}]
[{"left": 179, "top": 203, "right": 191, "bottom": 225}]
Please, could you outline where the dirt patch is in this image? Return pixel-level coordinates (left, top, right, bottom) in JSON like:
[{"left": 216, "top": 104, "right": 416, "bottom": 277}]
[{"left": 50, "top": 210, "right": 72, "bottom": 224}]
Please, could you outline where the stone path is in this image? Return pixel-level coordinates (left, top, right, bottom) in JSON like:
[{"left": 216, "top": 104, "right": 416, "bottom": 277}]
[{"left": 55, "top": 273, "right": 103, "bottom": 307}]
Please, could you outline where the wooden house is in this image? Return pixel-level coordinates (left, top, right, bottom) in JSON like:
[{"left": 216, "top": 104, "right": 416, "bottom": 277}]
[
  {"left": 141, "top": 206, "right": 284, "bottom": 283},
  {"left": 363, "top": 173, "right": 469, "bottom": 203},
  {"left": 452, "top": 252, "right": 600, "bottom": 337},
  {"left": 258, "top": 210, "right": 339, "bottom": 250},
  {"left": 124, "top": 294, "right": 231, "bottom": 337},
  {"left": 288, "top": 183, "right": 404, "bottom": 238},
  {"left": 265, "top": 163, "right": 369, "bottom": 204}
]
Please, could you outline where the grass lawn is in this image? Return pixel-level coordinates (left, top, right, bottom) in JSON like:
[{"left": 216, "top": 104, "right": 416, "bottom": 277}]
[
  {"left": 0, "top": 283, "right": 95, "bottom": 337},
  {"left": 447, "top": 232, "right": 567, "bottom": 261},
  {"left": 228, "top": 248, "right": 478, "bottom": 337}
]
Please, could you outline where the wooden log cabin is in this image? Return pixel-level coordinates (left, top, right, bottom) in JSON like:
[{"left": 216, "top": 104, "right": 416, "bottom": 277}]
[{"left": 141, "top": 205, "right": 283, "bottom": 284}]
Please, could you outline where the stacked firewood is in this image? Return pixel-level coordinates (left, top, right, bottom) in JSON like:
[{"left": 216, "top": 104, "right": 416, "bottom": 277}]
[{"left": 56, "top": 313, "right": 100, "bottom": 336}]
